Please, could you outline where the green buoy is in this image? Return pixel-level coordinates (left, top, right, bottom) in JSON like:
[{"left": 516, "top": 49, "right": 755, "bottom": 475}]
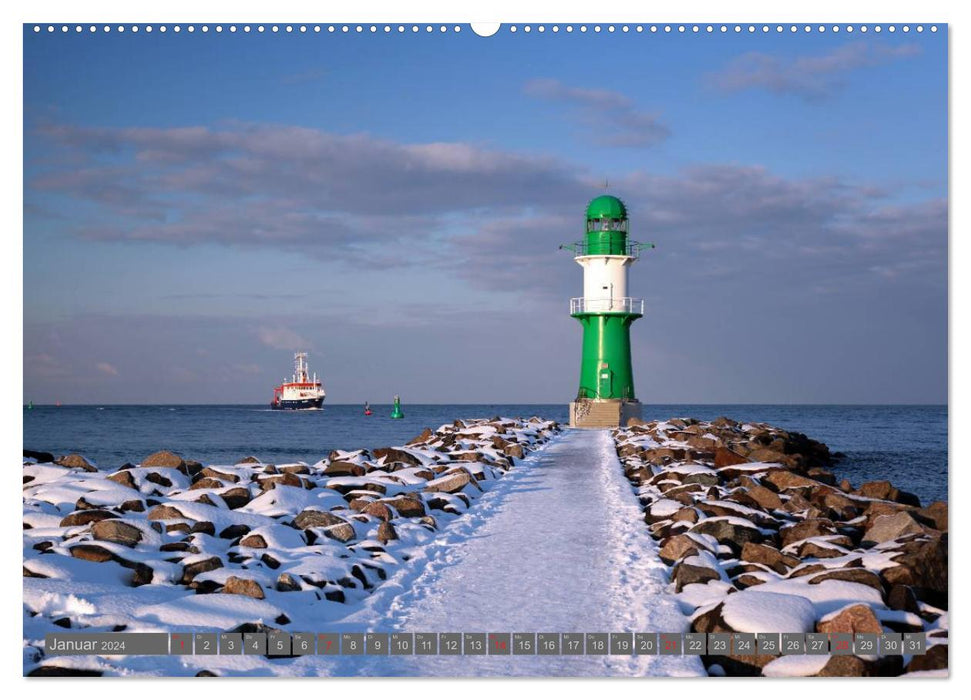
[{"left": 390, "top": 394, "right": 404, "bottom": 419}]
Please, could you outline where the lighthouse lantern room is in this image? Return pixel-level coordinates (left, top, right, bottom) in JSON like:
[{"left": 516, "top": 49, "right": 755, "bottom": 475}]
[{"left": 563, "top": 194, "right": 652, "bottom": 427}]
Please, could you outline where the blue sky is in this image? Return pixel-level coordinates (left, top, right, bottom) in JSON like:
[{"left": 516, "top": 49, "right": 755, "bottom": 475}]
[{"left": 23, "top": 25, "right": 947, "bottom": 404}]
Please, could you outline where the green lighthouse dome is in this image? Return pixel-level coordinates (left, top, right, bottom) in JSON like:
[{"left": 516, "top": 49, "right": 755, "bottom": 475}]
[
  {"left": 586, "top": 195, "right": 628, "bottom": 221},
  {"left": 584, "top": 194, "right": 629, "bottom": 254}
]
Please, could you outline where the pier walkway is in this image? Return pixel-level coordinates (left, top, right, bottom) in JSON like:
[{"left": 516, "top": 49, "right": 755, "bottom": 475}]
[{"left": 320, "top": 428, "right": 703, "bottom": 676}]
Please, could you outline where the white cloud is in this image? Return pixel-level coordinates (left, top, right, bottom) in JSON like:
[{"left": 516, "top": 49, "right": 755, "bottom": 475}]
[
  {"left": 706, "top": 42, "right": 921, "bottom": 99},
  {"left": 523, "top": 78, "right": 671, "bottom": 147},
  {"left": 256, "top": 326, "right": 311, "bottom": 351},
  {"left": 95, "top": 361, "right": 119, "bottom": 376}
]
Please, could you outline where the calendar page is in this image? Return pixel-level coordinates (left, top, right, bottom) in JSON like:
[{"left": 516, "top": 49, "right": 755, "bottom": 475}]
[{"left": 20, "top": 8, "right": 949, "bottom": 684}]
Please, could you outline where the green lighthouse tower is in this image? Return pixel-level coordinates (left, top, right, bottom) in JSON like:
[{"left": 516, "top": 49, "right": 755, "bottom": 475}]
[{"left": 563, "top": 195, "right": 652, "bottom": 427}]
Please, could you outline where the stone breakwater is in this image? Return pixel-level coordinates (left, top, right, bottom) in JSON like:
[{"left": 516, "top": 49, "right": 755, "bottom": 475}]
[
  {"left": 23, "top": 416, "right": 558, "bottom": 676},
  {"left": 612, "top": 417, "right": 948, "bottom": 677}
]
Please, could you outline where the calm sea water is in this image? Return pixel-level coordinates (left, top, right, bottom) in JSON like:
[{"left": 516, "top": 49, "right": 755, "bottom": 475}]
[{"left": 22, "top": 404, "right": 947, "bottom": 505}]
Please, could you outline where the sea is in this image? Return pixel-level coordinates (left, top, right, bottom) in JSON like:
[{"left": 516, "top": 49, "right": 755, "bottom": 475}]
[{"left": 22, "top": 404, "right": 948, "bottom": 506}]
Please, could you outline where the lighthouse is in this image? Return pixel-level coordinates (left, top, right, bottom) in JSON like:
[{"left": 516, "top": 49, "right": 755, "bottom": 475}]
[{"left": 563, "top": 195, "right": 652, "bottom": 428}]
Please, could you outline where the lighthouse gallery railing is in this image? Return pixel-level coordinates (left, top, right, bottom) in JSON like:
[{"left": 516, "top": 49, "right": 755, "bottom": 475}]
[
  {"left": 560, "top": 240, "right": 651, "bottom": 258},
  {"left": 570, "top": 297, "right": 644, "bottom": 315}
]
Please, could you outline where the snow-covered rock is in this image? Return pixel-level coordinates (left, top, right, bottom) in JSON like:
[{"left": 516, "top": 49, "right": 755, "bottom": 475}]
[
  {"left": 611, "top": 416, "right": 948, "bottom": 677},
  {"left": 23, "top": 416, "right": 560, "bottom": 676}
]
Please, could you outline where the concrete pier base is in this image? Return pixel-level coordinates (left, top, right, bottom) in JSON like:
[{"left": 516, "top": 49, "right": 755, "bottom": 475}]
[{"left": 569, "top": 399, "right": 642, "bottom": 428}]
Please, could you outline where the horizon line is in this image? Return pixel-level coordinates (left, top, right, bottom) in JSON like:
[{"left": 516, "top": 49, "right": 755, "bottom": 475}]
[{"left": 22, "top": 402, "right": 949, "bottom": 407}]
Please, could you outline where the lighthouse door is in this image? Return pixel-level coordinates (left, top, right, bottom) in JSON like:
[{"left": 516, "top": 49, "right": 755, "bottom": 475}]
[{"left": 598, "top": 367, "right": 612, "bottom": 398}]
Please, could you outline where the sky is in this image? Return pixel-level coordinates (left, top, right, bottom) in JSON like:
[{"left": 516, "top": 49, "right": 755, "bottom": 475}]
[{"left": 22, "top": 24, "right": 948, "bottom": 405}]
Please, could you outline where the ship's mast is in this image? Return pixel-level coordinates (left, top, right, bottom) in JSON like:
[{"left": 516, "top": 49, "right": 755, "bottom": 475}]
[{"left": 293, "top": 352, "right": 309, "bottom": 383}]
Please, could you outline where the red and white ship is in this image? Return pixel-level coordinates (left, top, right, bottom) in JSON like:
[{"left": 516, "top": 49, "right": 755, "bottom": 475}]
[{"left": 270, "top": 352, "right": 326, "bottom": 410}]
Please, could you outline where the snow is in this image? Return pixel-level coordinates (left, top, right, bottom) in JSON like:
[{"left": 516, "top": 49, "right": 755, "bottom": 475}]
[
  {"left": 25, "top": 411, "right": 944, "bottom": 678},
  {"left": 606, "top": 417, "right": 952, "bottom": 675},
  {"left": 866, "top": 606, "right": 925, "bottom": 629},
  {"left": 681, "top": 551, "right": 727, "bottom": 579},
  {"left": 34, "top": 419, "right": 704, "bottom": 677},
  {"left": 135, "top": 592, "right": 289, "bottom": 629},
  {"left": 648, "top": 499, "right": 683, "bottom": 517},
  {"left": 784, "top": 548, "right": 901, "bottom": 574},
  {"left": 22, "top": 512, "right": 65, "bottom": 529},
  {"left": 678, "top": 580, "right": 736, "bottom": 609},
  {"left": 24, "top": 463, "right": 74, "bottom": 482},
  {"left": 678, "top": 569, "right": 888, "bottom": 623},
  {"left": 66, "top": 482, "right": 143, "bottom": 507},
  {"left": 23, "top": 428, "right": 701, "bottom": 678},
  {"left": 128, "top": 468, "right": 192, "bottom": 494},
  {"left": 720, "top": 590, "right": 816, "bottom": 633},
  {"left": 27, "top": 591, "right": 99, "bottom": 618},
  {"left": 666, "top": 463, "right": 717, "bottom": 476},
  {"left": 701, "top": 499, "right": 768, "bottom": 519},
  {"left": 236, "top": 523, "right": 308, "bottom": 549},
  {"left": 749, "top": 578, "right": 886, "bottom": 618},
  {"left": 148, "top": 500, "right": 278, "bottom": 531},
  {"left": 23, "top": 553, "right": 133, "bottom": 585},
  {"left": 382, "top": 467, "right": 434, "bottom": 486},
  {"left": 323, "top": 475, "right": 410, "bottom": 496},
  {"left": 284, "top": 557, "right": 356, "bottom": 583},
  {"left": 685, "top": 532, "right": 719, "bottom": 552},
  {"left": 782, "top": 534, "right": 852, "bottom": 556},
  {"left": 762, "top": 654, "right": 830, "bottom": 677},
  {"left": 716, "top": 461, "right": 783, "bottom": 473},
  {"left": 926, "top": 610, "right": 949, "bottom": 633},
  {"left": 240, "top": 485, "right": 345, "bottom": 518},
  {"left": 458, "top": 425, "right": 498, "bottom": 436},
  {"left": 321, "top": 449, "right": 369, "bottom": 465},
  {"left": 304, "top": 428, "right": 704, "bottom": 677}
]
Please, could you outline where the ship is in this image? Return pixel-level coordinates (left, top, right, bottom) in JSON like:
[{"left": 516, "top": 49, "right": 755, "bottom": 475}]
[{"left": 270, "top": 352, "right": 326, "bottom": 410}]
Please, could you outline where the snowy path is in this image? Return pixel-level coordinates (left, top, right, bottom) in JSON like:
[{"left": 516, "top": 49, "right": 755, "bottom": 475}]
[{"left": 311, "top": 428, "right": 704, "bottom": 677}]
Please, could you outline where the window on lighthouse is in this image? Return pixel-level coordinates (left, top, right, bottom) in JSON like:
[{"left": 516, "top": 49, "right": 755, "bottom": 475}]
[{"left": 587, "top": 219, "right": 628, "bottom": 232}]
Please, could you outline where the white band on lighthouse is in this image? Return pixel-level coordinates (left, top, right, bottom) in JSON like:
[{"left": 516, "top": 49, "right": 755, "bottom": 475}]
[{"left": 577, "top": 254, "right": 633, "bottom": 313}]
